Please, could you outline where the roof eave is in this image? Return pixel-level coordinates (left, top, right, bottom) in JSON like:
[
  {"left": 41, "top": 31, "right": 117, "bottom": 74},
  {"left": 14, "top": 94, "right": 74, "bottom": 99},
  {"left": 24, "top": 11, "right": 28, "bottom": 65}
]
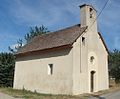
[
  {"left": 98, "top": 32, "right": 109, "bottom": 54},
  {"left": 16, "top": 44, "right": 73, "bottom": 56}
]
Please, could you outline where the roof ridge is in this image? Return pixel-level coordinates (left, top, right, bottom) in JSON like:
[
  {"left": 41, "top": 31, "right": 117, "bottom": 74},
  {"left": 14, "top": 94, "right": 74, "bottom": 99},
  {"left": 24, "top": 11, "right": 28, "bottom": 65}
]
[
  {"left": 36, "top": 24, "right": 80, "bottom": 36},
  {"left": 50, "top": 24, "right": 81, "bottom": 34},
  {"left": 29, "top": 24, "right": 81, "bottom": 43}
]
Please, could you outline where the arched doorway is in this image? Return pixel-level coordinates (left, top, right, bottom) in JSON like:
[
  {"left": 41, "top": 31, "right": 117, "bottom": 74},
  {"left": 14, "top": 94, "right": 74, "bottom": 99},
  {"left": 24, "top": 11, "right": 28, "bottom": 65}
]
[{"left": 90, "top": 71, "right": 96, "bottom": 92}]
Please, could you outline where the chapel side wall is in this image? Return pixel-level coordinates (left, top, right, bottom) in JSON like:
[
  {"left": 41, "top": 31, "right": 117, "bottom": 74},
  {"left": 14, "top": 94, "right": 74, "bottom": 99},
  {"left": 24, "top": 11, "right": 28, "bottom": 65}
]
[{"left": 13, "top": 48, "right": 73, "bottom": 95}]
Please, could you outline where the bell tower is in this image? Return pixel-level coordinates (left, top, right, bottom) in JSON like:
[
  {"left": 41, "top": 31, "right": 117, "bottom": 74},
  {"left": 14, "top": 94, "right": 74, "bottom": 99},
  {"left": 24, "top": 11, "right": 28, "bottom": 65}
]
[{"left": 80, "top": 4, "right": 97, "bottom": 33}]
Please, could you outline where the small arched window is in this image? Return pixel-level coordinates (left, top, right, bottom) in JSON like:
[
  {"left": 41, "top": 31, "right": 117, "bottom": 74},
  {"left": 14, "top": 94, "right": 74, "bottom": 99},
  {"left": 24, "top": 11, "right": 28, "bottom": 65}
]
[
  {"left": 90, "top": 56, "right": 95, "bottom": 63},
  {"left": 48, "top": 64, "right": 53, "bottom": 75},
  {"left": 82, "top": 37, "right": 85, "bottom": 45}
]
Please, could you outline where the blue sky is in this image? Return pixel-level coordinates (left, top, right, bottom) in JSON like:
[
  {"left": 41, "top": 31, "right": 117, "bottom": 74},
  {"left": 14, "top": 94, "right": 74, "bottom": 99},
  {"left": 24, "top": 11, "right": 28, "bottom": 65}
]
[{"left": 0, "top": 0, "right": 119, "bottom": 52}]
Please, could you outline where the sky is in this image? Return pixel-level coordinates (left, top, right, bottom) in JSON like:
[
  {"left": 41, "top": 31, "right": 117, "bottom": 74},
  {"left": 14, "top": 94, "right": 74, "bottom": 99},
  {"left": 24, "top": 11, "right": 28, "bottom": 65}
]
[{"left": 0, "top": 0, "right": 119, "bottom": 52}]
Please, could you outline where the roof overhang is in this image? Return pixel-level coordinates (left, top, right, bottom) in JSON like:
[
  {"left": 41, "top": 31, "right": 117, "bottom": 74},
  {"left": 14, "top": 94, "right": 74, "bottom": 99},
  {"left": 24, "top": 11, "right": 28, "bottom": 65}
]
[
  {"left": 98, "top": 32, "right": 109, "bottom": 54},
  {"left": 16, "top": 44, "right": 73, "bottom": 57}
]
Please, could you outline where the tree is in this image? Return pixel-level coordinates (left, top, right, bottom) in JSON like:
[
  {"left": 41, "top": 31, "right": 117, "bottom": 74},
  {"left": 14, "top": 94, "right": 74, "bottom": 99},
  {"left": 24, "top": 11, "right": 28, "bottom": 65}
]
[
  {"left": 8, "top": 39, "right": 23, "bottom": 54},
  {"left": 9, "top": 25, "right": 49, "bottom": 53},
  {"left": 0, "top": 53, "right": 15, "bottom": 87},
  {"left": 109, "top": 49, "right": 120, "bottom": 83},
  {"left": 25, "top": 25, "right": 49, "bottom": 43}
]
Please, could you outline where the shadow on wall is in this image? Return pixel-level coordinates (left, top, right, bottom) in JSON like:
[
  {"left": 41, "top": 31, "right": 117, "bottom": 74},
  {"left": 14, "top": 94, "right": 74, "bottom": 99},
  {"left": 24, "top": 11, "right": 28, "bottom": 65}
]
[{"left": 16, "top": 47, "right": 72, "bottom": 61}]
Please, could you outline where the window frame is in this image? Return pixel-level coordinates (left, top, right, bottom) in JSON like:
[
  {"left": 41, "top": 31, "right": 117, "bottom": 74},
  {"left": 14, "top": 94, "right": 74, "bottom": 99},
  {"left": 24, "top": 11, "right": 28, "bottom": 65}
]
[{"left": 48, "top": 64, "right": 53, "bottom": 75}]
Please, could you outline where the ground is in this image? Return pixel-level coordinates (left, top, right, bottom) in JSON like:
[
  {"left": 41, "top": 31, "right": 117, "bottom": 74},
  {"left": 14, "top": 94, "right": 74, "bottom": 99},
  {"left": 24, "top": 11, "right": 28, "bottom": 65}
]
[
  {"left": 89, "top": 90, "right": 120, "bottom": 99},
  {"left": 0, "top": 92, "right": 21, "bottom": 99},
  {"left": 1, "top": 90, "right": 120, "bottom": 99}
]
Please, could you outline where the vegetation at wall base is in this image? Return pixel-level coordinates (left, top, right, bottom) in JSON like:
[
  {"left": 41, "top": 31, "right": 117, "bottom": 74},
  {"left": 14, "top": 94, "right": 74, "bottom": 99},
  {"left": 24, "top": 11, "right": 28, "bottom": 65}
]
[
  {"left": 0, "top": 83, "right": 120, "bottom": 99},
  {"left": 0, "top": 87, "right": 89, "bottom": 99}
]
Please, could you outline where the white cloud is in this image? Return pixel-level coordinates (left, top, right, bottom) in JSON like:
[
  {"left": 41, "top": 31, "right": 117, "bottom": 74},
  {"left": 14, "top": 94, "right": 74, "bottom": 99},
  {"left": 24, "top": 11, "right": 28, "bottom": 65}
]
[
  {"left": 10, "top": 43, "right": 25, "bottom": 49},
  {"left": 10, "top": 43, "right": 19, "bottom": 49}
]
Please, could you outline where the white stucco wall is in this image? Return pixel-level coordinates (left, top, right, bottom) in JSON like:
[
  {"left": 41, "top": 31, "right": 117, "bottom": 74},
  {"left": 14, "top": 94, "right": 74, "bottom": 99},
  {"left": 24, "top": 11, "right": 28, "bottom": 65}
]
[
  {"left": 79, "top": 4, "right": 109, "bottom": 94},
  {"left": 14, "top": 48, "right": 73, "bottom": 95},
  {"left": 87, "top": 29, "right": 109, "bottom": 92},
  {"left": 97, "top": 34, "right": 109, "bottom": 91},
  {"left": 72, "top": 33, "right": 89, "bottom": 95},
  {"left": 72, "top": 29, "right": 109, "bottom": 95}
]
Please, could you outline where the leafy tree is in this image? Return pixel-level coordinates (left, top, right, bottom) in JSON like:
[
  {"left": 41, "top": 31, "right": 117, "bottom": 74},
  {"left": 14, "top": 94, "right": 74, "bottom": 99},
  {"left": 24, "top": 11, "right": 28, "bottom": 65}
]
[
  {"left": 8, "top": 39, "right": 23, "bottom": 54},
  {"left": 0, "top": 53, "right": 15, "bottom": 87},
  {"left": 109, "top": 49, "right": 120, "bottom": 83},
  {"left": 25, "top": 25, "right": 49, "bottom": 43}
]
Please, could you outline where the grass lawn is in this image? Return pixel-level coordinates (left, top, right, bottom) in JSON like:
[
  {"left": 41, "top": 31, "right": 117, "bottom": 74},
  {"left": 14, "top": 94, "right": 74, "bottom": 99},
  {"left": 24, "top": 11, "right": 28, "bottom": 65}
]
[
  {"left": 0, "top": 82, "right": 120, "bottom": 99},
  {"left": 0, "top": 87, "right": 89, "bottom": 99}
]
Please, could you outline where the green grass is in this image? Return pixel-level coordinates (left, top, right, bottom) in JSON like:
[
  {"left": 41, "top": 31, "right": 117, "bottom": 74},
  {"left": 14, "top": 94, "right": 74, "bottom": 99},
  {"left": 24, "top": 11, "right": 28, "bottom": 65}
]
[
  {"left": 0, "top": 87, "right": 89, "bottom": 99},
  {"left": 1, "top": 82, "right": 120, "bottom": 99}
]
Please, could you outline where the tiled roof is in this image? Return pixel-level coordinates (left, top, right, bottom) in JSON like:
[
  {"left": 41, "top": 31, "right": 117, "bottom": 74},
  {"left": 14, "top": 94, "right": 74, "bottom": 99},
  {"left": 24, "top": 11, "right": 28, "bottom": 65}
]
[{"left": 16, "top": 24, "right": 87, "bottom": 55}]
